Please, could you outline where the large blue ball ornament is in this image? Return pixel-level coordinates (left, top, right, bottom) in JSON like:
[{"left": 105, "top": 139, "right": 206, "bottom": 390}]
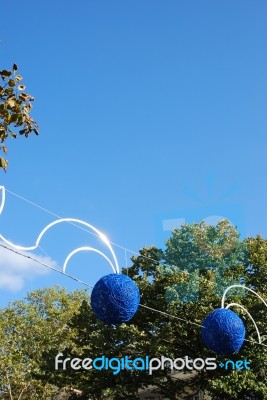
[
  {"left": 201, "top": 308, "right": 245, "bottom": 356},
  {"left": 91, "top": 273, "right": 140, "bottom": 324}
]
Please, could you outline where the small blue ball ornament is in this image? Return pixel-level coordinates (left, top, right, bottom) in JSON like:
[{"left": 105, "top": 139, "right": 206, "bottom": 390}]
[
  {"left": 201, "top": 308, "right": 245, "bottom": 356},
  {"left": 91, "top": 273, "right": 140, "bottom": 324}
]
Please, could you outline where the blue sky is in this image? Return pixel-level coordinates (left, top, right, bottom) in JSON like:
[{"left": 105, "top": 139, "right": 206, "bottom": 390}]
[{"left": 0, "top": 0, "right": 267, "bottom": 307}]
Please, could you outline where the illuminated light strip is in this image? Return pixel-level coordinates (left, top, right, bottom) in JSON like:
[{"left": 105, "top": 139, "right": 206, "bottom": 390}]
[
  {"left": 0, "top": 243, "right": 267, "bottom": 349},
  {"left": 0, "top": 186, "right": 119, "bottom": 274},
  {"left": 222, "top": 284, "right": 267, "bottom": 345},
  {"left": 1, "top": 186, "right": 266, "bottom": 349},
  {"left": 222, "top": 285, "right": 267, "bottom": 309},
  {"left": 62, "top": 247, "right": 117, "bottom": 274},
  {"left": 2, "top": 186, "right": 223, "bottom": 273},
  {"left": 0, "top": 186, "right": 5, "bottom": 215},
  {"left": 226, "top": 302, "right": 261, "bottom": 344}
]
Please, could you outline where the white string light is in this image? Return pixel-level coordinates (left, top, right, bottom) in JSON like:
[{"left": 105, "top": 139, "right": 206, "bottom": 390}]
[
  {"left": 221, "top": 284, "right": 267, "bottom": 346},
  {"left": 62, "top": 247, "right": 117, "bottom": 274},
  {"left": 225, "top": 303, "right": 261, "bottom": 344},
  {"left": 222, "top": 285, "right": 267, "bottom": 309},
  {"left": 2, "top": 187, "right": 161, "bottom": 264},
  {"left": 0, "top": 243, "right": 266, "bottom": 348},
  {"left": 0, "top": 186, "right": 119, "bottom": 274},
  {"left": 0, "top": 186, "right": 266, "bottom": 350}
]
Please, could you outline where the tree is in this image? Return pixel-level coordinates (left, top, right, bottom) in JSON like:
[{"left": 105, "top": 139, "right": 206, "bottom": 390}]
[
  {"left": 0, "top": 63, "right": 39, "bottom": 171},
  {"left": 39, "top": 221, "right": 267, "bottom": 399},
  {"left": 0, "top": 286, "right": 88, "bottom": 399},
  {"left": 1, "top": 222, "right": 266, "bottom": 399}
]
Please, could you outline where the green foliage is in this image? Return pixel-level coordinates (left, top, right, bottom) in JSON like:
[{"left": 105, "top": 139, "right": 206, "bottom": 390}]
[
  {"left": 163, "top": 220, "right": 247, "bottom": 300},
  {"left": 0, "top": 63, "right": 39, "bottom": 171},
  {"left": 1, "top": 222, "right": 266, "bottom": 399},
  {"left": 0, "top": 286, "right": 88, "bottom": 399},
  {"left": 40, "top": 221, "right": 267, "bottom": 399}
]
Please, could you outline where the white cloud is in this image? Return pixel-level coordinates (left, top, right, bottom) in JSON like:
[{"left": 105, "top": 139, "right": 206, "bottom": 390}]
[{"left": 0, "top": 244, "right": 53, "bottom": 292}]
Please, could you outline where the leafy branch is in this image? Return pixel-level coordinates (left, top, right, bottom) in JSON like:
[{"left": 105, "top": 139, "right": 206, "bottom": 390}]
[{"left": 0, "top": 63, "right": 39, "bottom": 171}]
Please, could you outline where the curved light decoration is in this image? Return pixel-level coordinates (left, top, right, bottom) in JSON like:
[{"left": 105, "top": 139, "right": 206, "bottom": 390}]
[
  {"left": 62, "top": 247, "right": 117, "bottom": 274},
  {"left": 221, "top": 284, "right": 267, "bottom": 344},
  {"left": 0, "top": 186, "right": 119, "bottom": 274},
  {"left": 225, "top": 302, "right": 261, "bottom": 344},
  {"left": 2, "top": 185, "right": 267, "bottom": 339},
  {"left": 0, "top": 185, "right": 5, "bottom": 215}
]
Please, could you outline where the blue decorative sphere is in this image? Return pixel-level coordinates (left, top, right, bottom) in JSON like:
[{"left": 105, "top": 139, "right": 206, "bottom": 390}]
[
  {"left": 91, "top": 273, "right": 140, "bottom": 324},
  {"left": 201, "top": 308, "right": 245, "bottom": 356}
]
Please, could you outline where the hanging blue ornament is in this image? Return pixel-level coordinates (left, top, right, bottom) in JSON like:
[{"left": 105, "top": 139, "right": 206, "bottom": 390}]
[
  {"left": 201, "top": 308, "right": 245, "bottom": 356},
  {"left": 91, "top": 273, "right": 140, "bottom": 324}
]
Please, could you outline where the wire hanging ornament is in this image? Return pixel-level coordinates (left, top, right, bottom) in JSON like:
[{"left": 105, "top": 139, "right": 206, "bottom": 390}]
[
  {"left": 0, "top": 185, "right": 139, "bottom": 324},
  {"left": 201, "top": 284, "right": 267, "bottom": 355},
  {"left": 0, "top": 186, "right": 266, "bottom": 354}
]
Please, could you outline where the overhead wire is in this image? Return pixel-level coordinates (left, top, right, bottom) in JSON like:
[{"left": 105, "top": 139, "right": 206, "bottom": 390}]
[
  {"left": 4, "top": 188, "right": 167, "bottom": 265},
  {"left": 0, "top": 243, "right": 94, "bottom": 289},
  {"left": 1, "top": 244, "right": 267, "bottom": 349},
  {"left": 1, "top": 188, "right": 267, "bottom": 349},
  {"left": 3, "top": 186, "right": 262, "bottom": 306},
  {"left": 0, "top": 243, "right": 203, "bottom": 328}
]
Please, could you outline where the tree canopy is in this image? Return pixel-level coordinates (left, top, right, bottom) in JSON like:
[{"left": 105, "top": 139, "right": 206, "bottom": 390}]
[
  {"left": 0, "top": 287, "right": 88, "bottom": 399},
  {"left": 0, "top": 221, "right": 266, "bottom": 399}
]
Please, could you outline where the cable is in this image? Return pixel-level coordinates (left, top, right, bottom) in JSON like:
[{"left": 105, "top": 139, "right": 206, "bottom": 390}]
[
  {"left": 2, "top": 186, "right": 250, "bottom": 289},
  {"left": 139, "top": 304, "right": 204, "bottom": 328},
  {"left": 0, "top": 244, "right": 93, "bottom": 289},
  {"left": 4, "top": 188, "right": 62, "bottom": 219},
  {"left": 1, "top": 188, "right": 267, "bottom": 350},
  {"left": 222, "top": 285, "right": 267, "bottom": 345},
  {"left": 0, "top": 243, "right": 202, "bottom": 328},
  {"left": 244, "top": 339, "right": 267, "bottom": 349},
  {"left": 3, "top": 187, "right": 168, "bottom": 267},
  {"left": 2, "top": 187, "right": 252, "bottom": 316},
  {"left": 1, "top": 243, "right": 267, "bottom": 349}
]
